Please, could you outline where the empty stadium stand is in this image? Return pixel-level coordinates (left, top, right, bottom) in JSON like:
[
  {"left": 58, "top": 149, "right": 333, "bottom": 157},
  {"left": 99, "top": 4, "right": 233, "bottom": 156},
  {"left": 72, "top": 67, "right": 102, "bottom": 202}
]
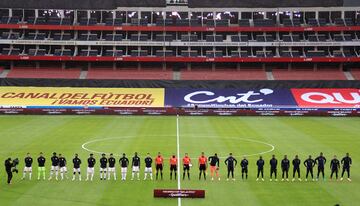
[
  {"left": 86, "top": 68, "right": 173, "bottom": 80},
  {"left": 272, "top": 69, "right": 347, "bottom": 80},
  {"left": 351, "top": 69, "right": 360, "bottom": 80},
  {"left": 7, "top": 67, "right": 81, "bottom": 79},
  {"left": 180, "top": 69, "right": 267, "bottom": 80}
]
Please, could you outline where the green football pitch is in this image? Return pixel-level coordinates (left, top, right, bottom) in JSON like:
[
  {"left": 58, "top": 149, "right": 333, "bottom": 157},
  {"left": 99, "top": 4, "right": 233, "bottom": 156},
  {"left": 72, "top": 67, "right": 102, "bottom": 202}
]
[{"left": 0, "top": 115, "right": 359, "bottom": 206}]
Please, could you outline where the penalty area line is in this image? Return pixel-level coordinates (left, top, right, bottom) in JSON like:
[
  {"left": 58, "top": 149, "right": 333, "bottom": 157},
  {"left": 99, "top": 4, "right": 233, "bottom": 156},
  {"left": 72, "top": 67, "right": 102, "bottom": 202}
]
[{"left": 176, "top": 114, "right": 181, "bottom": 206}]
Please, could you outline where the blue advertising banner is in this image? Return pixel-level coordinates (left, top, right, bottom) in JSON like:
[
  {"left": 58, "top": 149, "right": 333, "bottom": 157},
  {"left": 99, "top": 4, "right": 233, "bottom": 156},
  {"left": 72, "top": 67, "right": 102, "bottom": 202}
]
[{"left": 165, "top": 88, "right": 298, "bottom": 108}]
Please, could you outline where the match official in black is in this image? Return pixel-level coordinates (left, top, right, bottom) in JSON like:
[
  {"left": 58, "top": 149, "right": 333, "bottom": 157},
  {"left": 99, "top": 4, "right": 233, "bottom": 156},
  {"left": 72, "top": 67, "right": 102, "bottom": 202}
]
[
  {"left": 304, "top": 155, "right": 315, "bottom": 181},
  {"left": 224, "top": 153, "right": 237, "bottom": 181},
  {"left": 330, "top": 155, "right": 340, "bottom": 181},
  {"left": 5, "top": 158, "right": 13, "bottom": 185},
  {"left": 340, "top": 153, "right": 352, "bottom": 181},
  {"left": 256, "top": 156, "right": 265, "bottom": 181},
  {"left": 315, "top": 152, "right": 327, "bottom": 181},
  {"left": 281, "top": 155, "right": 290, "bottom": 181},
  {"left": 240, "top": 156, "right": 249, "bottom": 180},
  {"left": 292, "top": 155, "right": 301, "bottom": 181},
  {"left": 269, "top": 155, "right": 278, "bottom": 181}
]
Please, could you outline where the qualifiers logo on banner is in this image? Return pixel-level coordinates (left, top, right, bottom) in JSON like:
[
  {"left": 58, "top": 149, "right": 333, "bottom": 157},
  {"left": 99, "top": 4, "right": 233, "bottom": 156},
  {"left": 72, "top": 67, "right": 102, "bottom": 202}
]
[
  {"left": 0, "top": 87, "right": 165, "bottom": 108},
  {"left": 165, "top": 88, "right": 297, "bottom": 108},
  {"left": 291, "top": 89, "right": 360, "bottom": 108}
]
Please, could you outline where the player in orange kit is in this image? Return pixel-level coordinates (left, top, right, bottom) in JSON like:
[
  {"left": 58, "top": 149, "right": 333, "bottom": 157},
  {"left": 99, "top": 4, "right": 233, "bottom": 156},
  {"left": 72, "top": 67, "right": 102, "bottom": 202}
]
[
  {"left": 155, "top": 152, "right": 164, "bottom": 180},
  {"left": 198, "top": 152, "right": 207, "bottom": 180},
  {"left": 183, "top": 153, "right": 191, "bottom": 180},
  {"left": 170, "top": 154, "right": 178, "bottom": 180}
]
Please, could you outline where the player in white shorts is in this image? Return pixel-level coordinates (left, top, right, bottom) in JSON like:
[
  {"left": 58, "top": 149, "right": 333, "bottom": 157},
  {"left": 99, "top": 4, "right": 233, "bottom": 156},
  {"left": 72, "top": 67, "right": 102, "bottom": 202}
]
[
  {"left": 144, "top": 153, "right": 153, "bottom": 180},
  {"left": 119, "top": 153, "right": 129, "bottom": 181},
  {"left": 22, "top": 153, "right": 33, "bottom": 180},
  {"left": 107, "top": 153, "right": 116, "bottom": 180},
  {"left": 99, "top": 153, "right": 108, "bottom": 180},
  {"left": 86, "top": 153, "right": 96, "bottom": 181},
  {"left": 72, "top": 153, "right": 82, "bottom": 181},
  {"left": 48, "top": 152, "right": 59, "bottom": 180},
  {"left": 131, "top": 152, "right": 141, "bottom": 180},
  {"left": 58, "top": 154, "right": 69, "bottom": 180}
]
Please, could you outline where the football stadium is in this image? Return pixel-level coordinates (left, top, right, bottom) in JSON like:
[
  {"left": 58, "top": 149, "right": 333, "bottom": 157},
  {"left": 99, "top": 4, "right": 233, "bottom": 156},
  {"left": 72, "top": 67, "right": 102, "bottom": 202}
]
[{"left": 0, "top": 0, "right": 359, "bottom": 206}]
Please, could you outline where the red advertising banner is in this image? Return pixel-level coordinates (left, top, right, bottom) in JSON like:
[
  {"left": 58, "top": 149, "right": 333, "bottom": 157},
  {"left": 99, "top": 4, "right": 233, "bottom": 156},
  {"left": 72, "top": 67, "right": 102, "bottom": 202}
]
[
  {"left": 291, "top": 89, "right": 360, "bottom": 108},
  {"left": 153, "top": 189, "right": 205, "bottom": 198}
]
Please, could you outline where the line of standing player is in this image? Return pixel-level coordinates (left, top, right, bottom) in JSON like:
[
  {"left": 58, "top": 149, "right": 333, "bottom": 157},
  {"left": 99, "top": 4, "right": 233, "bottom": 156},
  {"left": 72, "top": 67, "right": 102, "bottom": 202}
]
[{"left": 21, "top": 152, "right": 352, "bottom": 182}]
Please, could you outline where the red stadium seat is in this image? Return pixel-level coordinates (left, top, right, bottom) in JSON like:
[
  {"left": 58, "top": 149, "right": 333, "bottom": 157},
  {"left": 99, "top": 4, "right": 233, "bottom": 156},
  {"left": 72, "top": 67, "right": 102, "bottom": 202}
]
[
  {"left": 272, "top": 68, "right": 347, "bottom": 80},
  {"left": 86, "top": 68, "right": 173, "bottom": 80},
  {"left": 7, "top": 67, "right": 81, "bottom": 79},
  {"left": 180, "top": 69, "right": 267, "bottom": 80},
  {"left": 351, "top": 69, "right": 360, "bottom": 80}
]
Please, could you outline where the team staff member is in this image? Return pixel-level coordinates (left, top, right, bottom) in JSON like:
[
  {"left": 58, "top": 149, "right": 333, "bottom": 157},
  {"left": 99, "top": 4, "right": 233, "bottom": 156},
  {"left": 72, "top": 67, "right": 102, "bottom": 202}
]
[
  {"left": 240, "top": 156, "right": 249, "bottom": 180},
  {"left": 208, "top": 153, "right": 220, "bottom": 181},
  {"left": 256, "top": 156, "right": 265, "bottom": 181},
  {"left": 108, "top": 154, "right": 116, "bottom": 180},
  {"left": 170, "top": 155, "right": 177, "bottom": 180},
  {"left": 5, "top": 158, "right": 13, "bottom": 184},
  {"left": 304, "top": 155, "right": 315, "bottom": 181},
  {"left": 281, "top": 155, "right": 290, "bottom": 181},
  {"left": 59, "top": 154, "right": 68, "bottom": 180},
  {"left": 37, "top": 152, "right": 46, "bottom": 180},
  {"left": 86, "top": 153, "right": 96, "bottom": 181},
  {"left": 131, "top": 152, "right": 141, "bottom": 181},
  {"left": 315, "top": 152, "right": 327, "bottom": 181},
  {"left": 119, "top": 153, "right": 129, "bottom": 181},
  {"left": 224, "top": 153, "right": 237, "bottom": 181},
  {"left": 155, "top": 152, "right": 164, "bottom": 180},
  {"left": 72, "top": 154, "right": 82, "bottom": 181},
  {"left": 292, "top": 155, "right": 301, "bottom": 181},
  {"left": 100, "top": 153, "right": 108, "bottom": 180},
  {"left": 269, "top": 155, "right": 278, "bottom": 181},
  {"left": 341, "top": 153, "right": 352, "bottom": 181},
  {"left": 198, "top": 152, "right": 207, "bottom": 180},
  {"left": 330, "top": 155, "right": 340, "bottom": 180},
  {"left": 22, "top": 153, "right": 33, "bottom": 180},
  {"left": 144, "top": 153, "right": 153, "bottom": 180},
  {"left": 48, "top": 152, "right": 59, "bottom": 181},
  {"left": 182, "top": 153, "right": 191, "bottom": 180}
]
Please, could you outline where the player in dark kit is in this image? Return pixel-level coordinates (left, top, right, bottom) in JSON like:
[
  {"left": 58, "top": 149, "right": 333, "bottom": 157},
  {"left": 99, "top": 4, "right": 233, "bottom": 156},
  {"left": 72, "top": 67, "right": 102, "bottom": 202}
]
[
  {"left": 281, "top": 155, "right": 290, "bottom": 181},
  {"left": 304, "top": 155, "right": 316, "bottom": 181},
  {"left": 208, "top": 153, "right": 220, "bottom": 181},
  {"left": 100, "top": 153, "right": 108, "bottom": 180},
  {"left": 119, "top": 153, "right": 129, "bottom": 181},
  {"left": 256, "top": 156, "right": 265, "bottom": 181},
  {"left": 131, "top": 152, "right": 141, "bottom": 181},
  {"left": 72, "top": 153, "right": 82, "bottom": 181},
  {"left": 315, "top": 152, "right": 327, "bottom": 181},
  {"left": 5, "top": 158, "right": 13, "bottom": 184},
  {"left": 144, "top": 153, "right": 153, "bottom": 180},
  {"left": 108, "top": 153, "right": 116, "bottom": 180},
  {"left": 86, "top": 153, "right": 96, "bottom": 181},
  {"left": 330, "top": 155, "right": 340, "bottom": 180},
  {"left": 155, "top": 152, "right": 164, "bottom": 180},
  {"left": 340, "top": 153, "right": 352, "bottom": 181},
  {"left": 48, "top": 152, "right": 59, "bottom": 181},
  {"left": 59, "top": 154, "right": 68, "bottom": 180},
  {"left": 22, "top": 153, "right": 33, "bottom": 180},
  {"left": 269, "top": 155, "right": 278, "bottom": 181},
  {"left": 240, "top": 156, "right": 249, "bottom": 180},
  {"left": 37, "top": 152, "right": 46, "bottom": 180},
  {"left": 224, "top": 153, "right": 238, "bottom": 181},
  {"left": 292, "top": 155, "right": 302, "bottom": 181}
]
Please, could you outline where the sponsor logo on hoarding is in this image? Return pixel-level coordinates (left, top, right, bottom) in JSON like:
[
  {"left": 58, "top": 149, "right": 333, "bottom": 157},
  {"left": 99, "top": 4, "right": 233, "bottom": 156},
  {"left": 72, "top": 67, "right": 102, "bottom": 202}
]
[
  {"left": 166, "top": 89, "right": 296, "bottom": 108},
  {"left": 291, "top": 89, "right": 360, "bottom": 108},
  {"left": 0, "top": 87, "right": 165, "bottom": 108}
]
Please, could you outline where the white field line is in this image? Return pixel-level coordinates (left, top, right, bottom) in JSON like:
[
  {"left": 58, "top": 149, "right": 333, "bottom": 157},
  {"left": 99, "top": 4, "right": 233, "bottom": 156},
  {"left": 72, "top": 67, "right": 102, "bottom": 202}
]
[{"left": 176, "top": 115, "right": 182, "bottom": 206}]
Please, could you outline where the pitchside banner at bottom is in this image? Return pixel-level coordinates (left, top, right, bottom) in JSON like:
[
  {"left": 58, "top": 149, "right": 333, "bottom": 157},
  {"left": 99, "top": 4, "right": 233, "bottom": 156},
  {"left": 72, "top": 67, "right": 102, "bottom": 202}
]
[{"left": 154, "top": 189, "right": 205, "bottom": 198}]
